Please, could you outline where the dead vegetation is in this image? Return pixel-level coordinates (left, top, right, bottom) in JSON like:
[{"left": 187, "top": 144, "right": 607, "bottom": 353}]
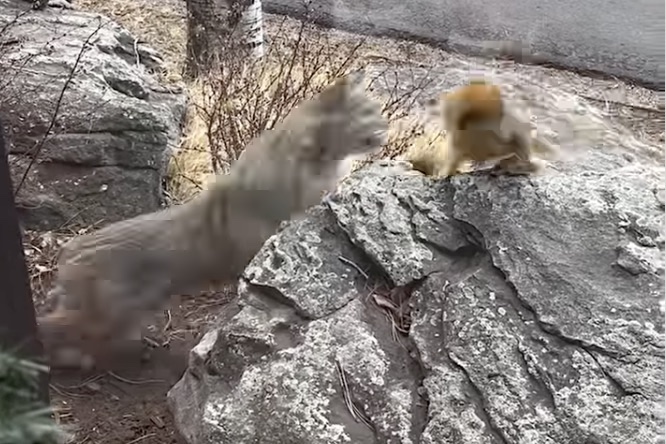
[
  {"left": 169, "top": 19, "right": 435, "bottom": 197},
  {"left": 71, "top": 0, "right": 439, "bottom": 202},
  {"left": 195, "top": 18, "right": 366, "bottom": 174},
  {"left": 166, "top": 13, "right": 438, "bottom": 201}
]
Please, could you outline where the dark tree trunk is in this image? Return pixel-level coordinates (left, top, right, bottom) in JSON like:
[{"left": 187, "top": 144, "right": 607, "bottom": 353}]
[
  {"left": 0, "top": 118, "right": 49, "bottom": 404},
  {"left": 184, "top": 0, "right": 257, "bottom": 79}
]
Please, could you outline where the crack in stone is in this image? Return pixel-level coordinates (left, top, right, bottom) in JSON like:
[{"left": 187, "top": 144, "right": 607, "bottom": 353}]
[
  {"left": 401, "top": 324, "right": 432, "bottom": 444},
  {"left": 493, "top": 263, "right": 651, "bottom": 404},
  {"left": 389, "top": 184, "right": 485, "bottom": 293},
  {"left": 403, "top": 198, "right": 474, "bottom": 259},
  {"left": 515, "top": 340, "right": 558, "bottom": 411},
  {"left": 324, "top": 193, "right": 432, "bottom": 443},
  {"left": 323, "top": 197, "right": 396, "bottom": 287},
  {"left": 583, "top": 348, "right": 646, "bottom": 398},
  {"left": 449, "top": 214, "right": 649, "bottom": 403},
  {"left": 9, "top": 153, "right": 161, "bottom": 171},
  {"left": 446, "top": 350, "right": 511, "bottom": 444},
  {"left": 448, "top": 214, "right": 614, "bottom": 351},
  {"left": 500, "top": 270, "right": 630, "bottom": 364},
  {"left": 243, "top": 203, "right": 391, "bottom": 322},
  {"left": 242, "top": 279, "right": 313, "bottom": 320}
]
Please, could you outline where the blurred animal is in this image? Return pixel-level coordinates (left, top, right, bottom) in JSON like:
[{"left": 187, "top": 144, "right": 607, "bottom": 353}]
[
  {"left": 406, "top": 78, "right": 559, "bottom": 178},
  {"left": 38, "top": 72, "right": 388, "bottom": 370}
]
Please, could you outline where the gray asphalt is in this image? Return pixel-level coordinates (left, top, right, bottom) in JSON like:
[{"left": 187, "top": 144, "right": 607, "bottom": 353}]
[{"left": 265, "top": 0, "right": 665, "bottom": 90}]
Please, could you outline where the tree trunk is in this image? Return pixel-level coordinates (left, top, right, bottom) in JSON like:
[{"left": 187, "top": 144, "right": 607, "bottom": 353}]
[
  {"left": 239, "top": 0, "right": 265, "bottom": 59},
  {"left": 184, "top": 0, "right": 227, "bottom": 79},
  {"left": 185, "top": 0, "right": 265, "bottom": 79},
  {"left": 0, "top": 118, "right": 49, "bottom": 404}
]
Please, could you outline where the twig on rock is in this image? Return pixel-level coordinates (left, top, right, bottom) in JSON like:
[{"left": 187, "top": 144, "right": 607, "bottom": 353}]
[
  {"left": 338, "top": 256, "right": 369, "bottom": 280},
  {"left": 14, "top": 17, "right": 110, "bottom": 195}
]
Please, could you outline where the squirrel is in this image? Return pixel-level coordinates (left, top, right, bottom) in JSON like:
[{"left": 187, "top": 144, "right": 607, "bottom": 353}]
[
  {"left": 406, "top": 78, "right": 559, "bottom": 178},
  {"left": 38, "top": 71, "right": 388, "bottom": 370}
]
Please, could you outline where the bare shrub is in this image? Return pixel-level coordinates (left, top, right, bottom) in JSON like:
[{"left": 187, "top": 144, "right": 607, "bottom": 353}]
[
  {"left": 199, "top": 18, "right": 364, "bottom": 173},
  {"left": 365, "top": 64, "right": 438, "bottom": 161},
  {"left": 0, "top": 8, "right": 44, "bottom": 113},
  {"left": 167, "top": 13, "right": 437, "bottom": 201}
]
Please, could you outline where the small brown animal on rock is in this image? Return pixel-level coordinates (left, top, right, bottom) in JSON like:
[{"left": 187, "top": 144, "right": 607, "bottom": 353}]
[{"left": 406, "top": 78, "right": 560, "bottom": 178}]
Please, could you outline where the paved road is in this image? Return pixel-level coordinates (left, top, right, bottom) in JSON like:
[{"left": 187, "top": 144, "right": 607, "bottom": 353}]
[{"left": 264, "top": 0, "right": 665, "bottom": 90}]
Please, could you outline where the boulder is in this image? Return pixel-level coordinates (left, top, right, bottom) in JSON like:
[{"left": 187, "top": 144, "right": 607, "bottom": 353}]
[
  {"left": 0, "top": 0, "right": 186, "bottom": 230},
  {"left": 167, "top": 67, "right": 665, "bottom": 443}
]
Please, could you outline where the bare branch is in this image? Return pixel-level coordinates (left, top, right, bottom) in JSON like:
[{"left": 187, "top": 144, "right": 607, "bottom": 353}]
[
  {"left": 14, "top": 17, "right": 109, "bottom": 196},
  {"left": 171, "top": 3, "right": 436, "bottom": 201}
]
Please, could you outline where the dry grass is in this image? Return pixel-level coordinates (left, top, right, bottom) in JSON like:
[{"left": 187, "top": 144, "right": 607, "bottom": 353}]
[
  {"left": 22, "top": 230, "right": 72, "bottom": 310},
  {"left": 76, "top": 0, "right": 440, "bottom": 204},
  {"left": 76, "top": 0, "right": 664, "bottom": 208},
  {"left": 165, "top": 80, "right": 214, "bottom": 200},
  {"left": 77, "top": 0, "right": 187, "bottom": 84}
]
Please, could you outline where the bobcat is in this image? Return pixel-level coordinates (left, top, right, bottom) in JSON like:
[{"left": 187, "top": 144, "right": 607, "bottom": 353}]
[{"left": 39, "top": 72, "right": 388, "bottom": 369}]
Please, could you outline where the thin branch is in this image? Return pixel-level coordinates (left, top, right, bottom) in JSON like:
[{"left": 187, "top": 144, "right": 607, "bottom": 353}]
[
  {"left": 14, "top": 17, "right": 108, "bottom": 196},
  {"left": 106, "top": 371, "right": 163, "bottom": 385}
]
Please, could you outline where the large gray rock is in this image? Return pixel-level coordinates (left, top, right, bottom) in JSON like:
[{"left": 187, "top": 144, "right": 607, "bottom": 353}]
[
  {"left": 0, "top": 0, "right": 186, "bottom": 230},
  {"left": 167, "top": 74, "right": 665, "bottom": 442}
]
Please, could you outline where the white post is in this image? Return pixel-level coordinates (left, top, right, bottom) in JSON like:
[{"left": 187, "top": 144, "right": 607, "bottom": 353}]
[{"left": 240, "top": 0, "right": 265, "bottom": 59}]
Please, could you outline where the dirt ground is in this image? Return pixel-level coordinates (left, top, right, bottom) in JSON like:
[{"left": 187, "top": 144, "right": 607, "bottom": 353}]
[
  {"left": 46, "top": 294, "right": 234, "bottom": 444},
  {"left": 26, "top": 229, "right": 234, "bottom": 444},
  {"left": 39, "top": 288, "right": 234, "bottom": 444},
  {"left": 50, "top": 293, "right": 230, "bottom": 444}
]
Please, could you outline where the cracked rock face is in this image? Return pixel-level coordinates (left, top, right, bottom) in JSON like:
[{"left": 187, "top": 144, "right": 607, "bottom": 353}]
[
  {"left": 168, "top": 134, "right": 664, "bottom": 443},
  {"left": 0, "top": 0, "right": 185, "bottom": 230}
]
